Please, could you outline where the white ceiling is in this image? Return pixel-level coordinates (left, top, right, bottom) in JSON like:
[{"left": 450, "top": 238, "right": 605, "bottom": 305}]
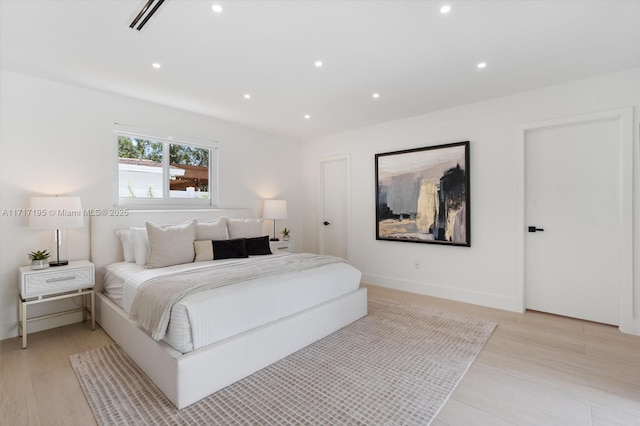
[{"left": 2, "top": 0, "right": 639, "bottom": 141}]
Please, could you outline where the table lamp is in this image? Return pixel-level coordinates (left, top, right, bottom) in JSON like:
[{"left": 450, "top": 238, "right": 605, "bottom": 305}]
[
  {"left": 263, "top": 199, "right": 287, "bottom": 241},
  {"left": 29, "top": 196, "right": 84, "bottom": 266}
]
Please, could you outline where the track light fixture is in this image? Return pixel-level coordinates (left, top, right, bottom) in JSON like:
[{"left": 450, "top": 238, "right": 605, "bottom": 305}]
[{"left": 130, "top": 0, "right": 166, "bottom": 31}]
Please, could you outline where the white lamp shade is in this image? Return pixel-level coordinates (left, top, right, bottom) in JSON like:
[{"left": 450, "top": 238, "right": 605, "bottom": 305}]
[
  {"left": 263, "top": 199, "right": 287, "bottom": 220},
  {"left": 29, "top": 196, "right": 84, "bottom": 230}
]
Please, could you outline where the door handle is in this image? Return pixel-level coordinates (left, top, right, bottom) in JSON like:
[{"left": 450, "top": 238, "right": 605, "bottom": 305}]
[
  {"left": 323, "top": 221, "right": 330, "bottom": 226},
  {"left": 528, "top": 226, "right": 544, "bottom": 233}
]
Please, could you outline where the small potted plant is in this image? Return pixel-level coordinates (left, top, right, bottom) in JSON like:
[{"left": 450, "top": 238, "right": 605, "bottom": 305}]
[
  {"left": 28, "top": 249, "right": 51, "bottom": 270},
  {"left": 281, "top": 227, "right": 290, "bottom": 241}
]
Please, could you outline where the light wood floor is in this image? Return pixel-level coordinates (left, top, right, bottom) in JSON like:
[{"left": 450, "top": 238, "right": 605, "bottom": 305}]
[{"left": 1, "top": 284, "right": 639, "bottom": 425}]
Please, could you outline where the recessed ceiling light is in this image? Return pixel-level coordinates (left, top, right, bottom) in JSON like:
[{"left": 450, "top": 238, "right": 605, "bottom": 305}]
[
  {"left": 304, "top": 114, "right": 311, "bottom": 119},
  {"left": 152, "top": 63, "right": 161, "bottom": 69},
  {"left": 372, "top": 93, "right": 380, "bottom": 99},
  {"left": 211, "top": 4, "right": 223, "bottom": 14},
  {"left": 244, "top": 94, "right": 251, "bottom": 99},
  {"left": 477, "top": 62, "right": 487, "bottom": 69},
  {"left": 440, "top": 5, "right": 451, "bottom": 14},
  {"left": 314, "top": 60, "right": 323, "bottom": 68}
]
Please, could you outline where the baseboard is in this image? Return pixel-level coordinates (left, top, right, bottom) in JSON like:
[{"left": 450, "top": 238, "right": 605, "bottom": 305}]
[{"left": 361, "top": 273, "right": 518, "bottom": 312}]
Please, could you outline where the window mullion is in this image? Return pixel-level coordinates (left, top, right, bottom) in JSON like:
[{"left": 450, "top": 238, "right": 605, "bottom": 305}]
[
  {"left": 163, "top": 142, "right": 170, "bottom": 199},
  {"left": 210, "top": 147, "right": 218, "bottom": 206}
]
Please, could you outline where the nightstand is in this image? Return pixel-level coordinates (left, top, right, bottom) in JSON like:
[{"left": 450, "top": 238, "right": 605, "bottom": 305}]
[
  {"left": 18, "top": 260, "right": 95, "bottom": 349},
  {"left": 270, "top": 240, "right": 295, "bottom": 253}
]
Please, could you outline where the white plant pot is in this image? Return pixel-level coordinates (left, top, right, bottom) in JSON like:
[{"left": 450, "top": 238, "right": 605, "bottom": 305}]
[{"left": 31, "top": 259, "right": 50, "bottom": 270}]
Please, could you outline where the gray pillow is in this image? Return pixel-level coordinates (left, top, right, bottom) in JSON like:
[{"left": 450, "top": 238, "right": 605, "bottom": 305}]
[
  {"left": 146, "top": 219, "right": 197, "bottom": 268},
  {"left": 196, "top": 217, "right": 228, "bottom": 240},
  {"left": 226, "top": 218, "right": 264, "bottom": 239}
]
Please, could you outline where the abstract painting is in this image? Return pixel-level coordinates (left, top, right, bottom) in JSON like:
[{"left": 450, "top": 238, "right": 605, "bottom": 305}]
[{"left": 375, "top": 141, "right": 470, "bottom": 246}]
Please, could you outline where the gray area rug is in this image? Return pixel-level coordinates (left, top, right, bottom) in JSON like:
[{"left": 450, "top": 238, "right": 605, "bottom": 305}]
[{"left": 70, "top": 297, "right": 496, "bottom": 425}]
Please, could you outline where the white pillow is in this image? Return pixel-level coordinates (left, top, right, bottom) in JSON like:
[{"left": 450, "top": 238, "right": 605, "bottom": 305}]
[
  {"left": 196, "top": 217, "right": 228, "bottom": 240},
  {"left": 226, "top": 218, "right": 264, "bottom": 239},
  {"left": 130, "top": 227, "right": 149, "bottom": 266},
  {"left": 114, "top": 229, "right": 135, "bottom": 262},
  {"left": 145, "top": 220, "right": 197, "bottom": 268}
]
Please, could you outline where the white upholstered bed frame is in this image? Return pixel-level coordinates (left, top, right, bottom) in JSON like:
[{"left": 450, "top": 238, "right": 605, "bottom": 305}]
[{"left": 90, "top": 209, "right": 368, "bottom": 409}]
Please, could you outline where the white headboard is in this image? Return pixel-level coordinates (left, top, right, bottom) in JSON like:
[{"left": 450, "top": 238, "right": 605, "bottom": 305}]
[{"left": 90, "top": 208, "right": 251, "bottom": 291}]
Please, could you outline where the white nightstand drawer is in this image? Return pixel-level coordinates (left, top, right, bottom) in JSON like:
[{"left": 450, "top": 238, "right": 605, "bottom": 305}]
[
  {"left": 20, "top": 262, "right": 95, "bottom": 298},
  {"left": 270, "top": 241, "right": 295, "bottom": 253}
]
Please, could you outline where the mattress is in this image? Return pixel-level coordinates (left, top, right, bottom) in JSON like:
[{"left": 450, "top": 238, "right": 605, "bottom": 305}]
[{"left": 103, "top": 254, "right": 361, "bottom": 353}]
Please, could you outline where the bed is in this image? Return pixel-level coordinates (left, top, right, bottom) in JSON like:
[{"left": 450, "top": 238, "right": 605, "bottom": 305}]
[{"left": 90, "top": 209, "right": 367, "bottom": 409}]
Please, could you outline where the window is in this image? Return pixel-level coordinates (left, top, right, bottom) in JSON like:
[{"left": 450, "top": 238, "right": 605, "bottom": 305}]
[{"left": 116, "top": 129, "right": 217, "bottom": 206}]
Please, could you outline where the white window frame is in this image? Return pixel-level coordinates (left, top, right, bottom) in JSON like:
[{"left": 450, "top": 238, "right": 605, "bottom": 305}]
[{"left": 114, "top": 126, "right": 219, "bottom": 207}]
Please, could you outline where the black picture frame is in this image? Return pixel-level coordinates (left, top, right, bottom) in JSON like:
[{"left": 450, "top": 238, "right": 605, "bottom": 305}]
[{"left": 375, "top": 141, "right": 470, "bottom": 247}]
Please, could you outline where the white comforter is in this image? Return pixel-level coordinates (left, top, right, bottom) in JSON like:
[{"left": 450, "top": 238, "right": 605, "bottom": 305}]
[{"left": 104, "top": 254, "right": 361, "bottom": 353}]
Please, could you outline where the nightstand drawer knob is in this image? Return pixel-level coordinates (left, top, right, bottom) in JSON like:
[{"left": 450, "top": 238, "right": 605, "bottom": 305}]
[{"left": 45, "top": 275, "right": 76, "bottom": 283}]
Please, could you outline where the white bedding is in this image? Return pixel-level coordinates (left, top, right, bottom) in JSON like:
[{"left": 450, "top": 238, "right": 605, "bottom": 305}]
[{"left": 103, "top": 254, "right": 361, "bottom": 353}]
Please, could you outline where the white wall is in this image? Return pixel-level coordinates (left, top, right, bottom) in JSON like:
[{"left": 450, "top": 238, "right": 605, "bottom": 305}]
[
  {"left": 302, "top": 68, "right": 640, "bottom": 332},
  {"left": 3, "top": 68, "right": 638, "bottom": 341},
  {"left": 0, "top": 70, "right": 303, "bottom": 340}
]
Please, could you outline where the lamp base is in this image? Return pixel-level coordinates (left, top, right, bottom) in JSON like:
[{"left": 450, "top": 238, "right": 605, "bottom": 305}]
[
  {"left": 49, "top": 260, "right": 69, "bottom": 267},
  {"left": 270, "top": 238, "right": 280, "bottom": 241}
]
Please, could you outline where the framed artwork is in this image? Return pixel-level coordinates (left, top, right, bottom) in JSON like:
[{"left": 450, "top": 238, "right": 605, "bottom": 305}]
[{"left": 375, "top": 141, "right": 470, "bottom": 246}]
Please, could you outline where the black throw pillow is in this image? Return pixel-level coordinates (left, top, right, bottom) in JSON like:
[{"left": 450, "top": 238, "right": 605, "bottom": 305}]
[
  {"left": 245, "top": 235, "right": 273, "bottom": 256},
  {"left": 212, "top": 238, "right": 248, "bottom": 260}
]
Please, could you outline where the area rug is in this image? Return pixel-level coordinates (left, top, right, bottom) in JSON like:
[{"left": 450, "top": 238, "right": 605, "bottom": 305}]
[{"left": 70, "top": 297, "right": 496, "bottom": 425}]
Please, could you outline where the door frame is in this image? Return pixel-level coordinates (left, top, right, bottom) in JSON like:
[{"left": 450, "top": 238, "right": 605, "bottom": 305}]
[
  {"left": 515, "top": 107, "right": 634, "bottom": 332},
  {"left": 317, "top": 154, "right": 351, "bottom": 259}
]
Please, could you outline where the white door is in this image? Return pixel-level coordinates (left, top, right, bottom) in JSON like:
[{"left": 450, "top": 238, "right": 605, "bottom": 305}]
[
  {"left": 319, "top": 157, "right": 349, "bottom": 259},
  {"left": 525, "top": 118, "right": 621, "bottom": 325}
]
